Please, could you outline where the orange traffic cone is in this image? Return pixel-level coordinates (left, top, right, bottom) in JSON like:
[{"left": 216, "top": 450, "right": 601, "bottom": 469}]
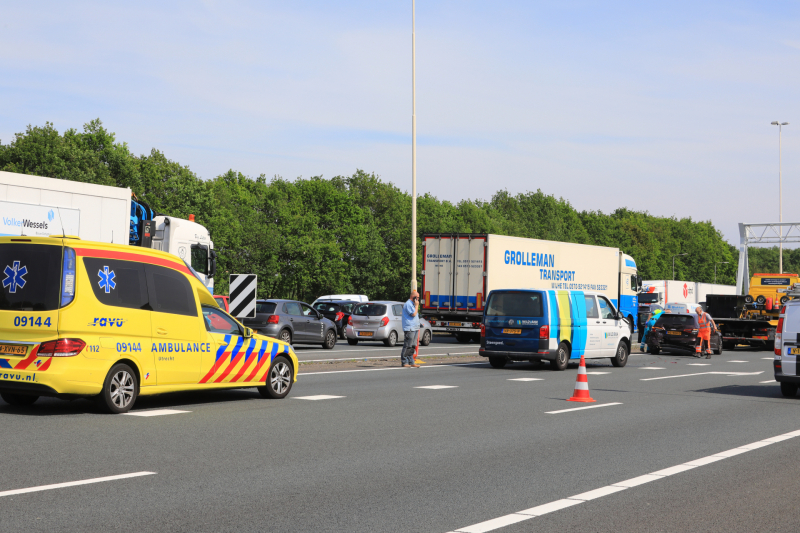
[
  {"left": 567, "top": 355, "right": 596, "bottom": 403},
  {"left": 413, "top": 331, "right": 425, "bottom": 364}
]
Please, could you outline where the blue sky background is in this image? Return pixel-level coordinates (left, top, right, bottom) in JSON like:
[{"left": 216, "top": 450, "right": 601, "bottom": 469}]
[{"left": 2, "top": 1, "right": 799, "bottom": 245}]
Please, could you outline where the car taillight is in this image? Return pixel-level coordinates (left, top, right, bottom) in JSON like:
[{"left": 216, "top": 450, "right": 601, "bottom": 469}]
[
  {"left": 38, "top": 338, "right": 86, "bottom": 357},
  {"left": 480, "top": 323, "right": 485, "bottom": 337},
  {"left": 539, "top": 325, "right": 550, "bottom": 339},
  {"left": 267, "top": 315, "right": 280, "bottom": 324},
  {"left": 335, "top": 312, "right": 344, "bottom": 322},
  {"left": 775, "top": 317, "right": 784, "bottom": 355},
  {"left": 348, "top": 316, "right": 353, "bottom": 326},
  {"left": 684, "top": 328, "right": 698, "bottom": 334},
  {"left": 380, "top": 316, "right": 389, "bottom": 327}
]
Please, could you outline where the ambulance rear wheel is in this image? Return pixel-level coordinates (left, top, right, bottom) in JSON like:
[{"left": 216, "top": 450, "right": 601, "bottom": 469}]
[
  {"left": 258, "top": 356, "right": 294, "bottom": 399},
  {"left": 97, "top": 363, "right": 138, "bottom": 414},
  {"left": 551, "top": 342, "right": 569, "bottom": 371},
  {"left": 488, "top": 357, "right": 507, "bottom": 369},
  {"left": 780, "top": 382, "right": 798, "bottom": 398},
  {"left": 0, "top": 392, "right": 38, "bottom": 406},
  {"left": 611, "top": 342, "right": 628, "bottom": 367}
]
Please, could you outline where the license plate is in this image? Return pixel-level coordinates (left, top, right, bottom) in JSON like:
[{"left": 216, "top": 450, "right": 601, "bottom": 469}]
[
  {"left": 502, "top": 328, "right": 522, "bottom": 334},
  {"left": 357, "top": 332, "right": 373, "bottom": 337},
  {"left": 0, "top": 344, "right": 27, "bottom": 356},
  {"left": 790, "top": 348, "right": 800, "bottom": 355},
  {"left": 667, "top": 331, "right": 682, "bottom": 335},
  {"left": 448, "top": 322, "right": 462, "bottom": 327}
]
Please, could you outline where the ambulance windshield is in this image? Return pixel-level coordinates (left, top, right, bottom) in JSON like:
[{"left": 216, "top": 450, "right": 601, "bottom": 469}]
[{"left": 0, "top": 243, "right": 63, "bottom": 311}]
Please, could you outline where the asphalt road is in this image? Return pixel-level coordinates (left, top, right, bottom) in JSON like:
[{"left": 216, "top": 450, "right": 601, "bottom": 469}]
[
  {"left": 292, "top": 333, "right": 477, "bottom": 362},
  {"left": 2, "top": 346, "right": 799, "bottom": 533}
]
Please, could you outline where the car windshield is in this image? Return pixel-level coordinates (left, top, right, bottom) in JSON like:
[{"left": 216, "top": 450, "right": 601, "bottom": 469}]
[
  {"left": 340, "top": 303, "right": 354, "bottom": 313},
  {"left": 639, "top": 293, "right": 659, "bottom": 303},
  {"left": 256, "top": 302, "right": 277, "bottom": 314},
  {"left": 354, "top": 303, "right": 387, "bottom": 316},
  {"left": 486, "top": 292, "right": 543, "bottom": 317},
  {"left": 656, "top": 315, "right": 695, "bottom": 327},
  {"left": 314, "top": 302, "right": 340, "bottom": 312}
]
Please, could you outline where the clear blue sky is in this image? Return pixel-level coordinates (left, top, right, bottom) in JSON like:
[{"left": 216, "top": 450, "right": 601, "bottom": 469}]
[{"left": 2, "top": 1, "right": 799, "bottom": 244}]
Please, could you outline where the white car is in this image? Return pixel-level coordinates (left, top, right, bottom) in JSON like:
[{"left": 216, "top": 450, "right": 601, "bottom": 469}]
[
  {"left": 775, "top": 298, "right": 800, "bottom": 397},
  {"left": 313, "top": 294, "right": 369, "bottom": 305}
]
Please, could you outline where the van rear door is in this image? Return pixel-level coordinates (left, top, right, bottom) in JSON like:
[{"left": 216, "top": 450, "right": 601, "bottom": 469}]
[
  {"left": 0, "top": 241, "right": 64, "bottom": 365},
  {"left": 484, "top": 291, "right": 545, "bottom": 354}
]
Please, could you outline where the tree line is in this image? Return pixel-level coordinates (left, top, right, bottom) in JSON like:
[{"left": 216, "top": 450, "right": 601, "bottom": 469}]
[{"left": 1, "top": 120, "right": 795, "bottom": 302}]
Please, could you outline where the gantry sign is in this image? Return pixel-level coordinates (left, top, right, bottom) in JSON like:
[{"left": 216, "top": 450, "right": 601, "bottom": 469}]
[{"left": 736, "top": 222, "right": 800, "bottom": 295}]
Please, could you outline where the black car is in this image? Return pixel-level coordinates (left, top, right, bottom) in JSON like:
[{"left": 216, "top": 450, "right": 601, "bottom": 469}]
[
  {"left": 242, "top": 299, "right": 338, "bottom": 349},
  {"left": 313, "top": 300, "right": 358, "bottom": 339},
  {"left": 647, "top": 313, "right": 722, "bottom": 355}
]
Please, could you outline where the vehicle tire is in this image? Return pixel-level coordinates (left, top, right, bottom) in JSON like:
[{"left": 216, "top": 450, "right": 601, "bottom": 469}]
[
  {"left": 610, "top": 342, "right": 628, "bottom": 367},
  {"left": 258, "top": 355, "right": 294, "bottom": 399},
  {"left": 765, "top": 341, "right": 775, "bottom": 352},
  {"left": 714, "top": 345, "right": 722, "bottom": 355},
  {"left": 551, "top": 342, "right": 570, "bottom": 371},
  {"left": 756, "top": 295, "right": 766, "bottom": 305},
  {"left": 744, "top": 295, "right": 754, "bottom": 304},
  {"left": 279, "top": 329, "right": 292, "bottom": 345},
  {"left": 627, "top": 315, "right": 634, "bottom": 334},
  {"left": 322, "top": 329, "right": 337, "bottom": 349},
  {"left": 489, "top": 356, "right": 507, "bottom": 369},
  {"left": 0, "top": 392, "right": 38, "bottom": 406},
  {"left": 455, "top": 333, "right": 470, "bottom": 343},
  {"left": 780, "top": 382, "right": 798, "bottom": 398},
  {"left": 96, "top": 363, "right": 138, "bottom": 414},
  {"left": 723, "top": 341, "right": 735, "bottom": 351},
  {"left": 781, "top": 296, "right": 790, "bottom": 305},
  {"left": 347, "top": 338, "right": 358, "bottom": 345},
  {"left": 420, "top": 329, "right": 432, "bottom": 346},
  {"left": 339, "top": 328, "right": 347, "bottom": 340},
  {"left": 383, "top": 330, "right": 398, "bottom": 347},
  {"left": 650, "top": 346, "right": 660, "bottom": 355}
]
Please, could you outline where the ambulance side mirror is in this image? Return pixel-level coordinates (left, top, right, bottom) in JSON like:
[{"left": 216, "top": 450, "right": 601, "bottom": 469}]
[{"left": 244, "top": 327, "right": 253, "bottom": 338}]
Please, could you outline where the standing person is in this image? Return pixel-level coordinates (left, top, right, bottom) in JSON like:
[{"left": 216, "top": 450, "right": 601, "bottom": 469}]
[
  {"left": 696, "top": 306, "right": 712, "bottom": 358},
  {"left": 401, "top": 291, "right": 421, "bottom": 368},
  {"left": 640, "top": 310, "right": 659, "bottom": 353}
]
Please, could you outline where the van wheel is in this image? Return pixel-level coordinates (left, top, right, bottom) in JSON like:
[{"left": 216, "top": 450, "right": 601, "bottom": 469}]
[
  {"left": 97, "top": 363, "right": 138, "bottom": 414},
  {"left": 611, "top": 342, "right": 628, "bottom": 367},
  {"left": 347, "top": 338, "right": 358, "bottom": 346},
  {"left": 780, "top": 382, "right": 798, "bottom": 398},
  {"left": 420, "top": 330, "right": 432, "bottom": 346},
  {"left": 322, "top": 330, "right": 337, "bottom": 349},
  {"left": 383, "top": 331, "right": 398, "bottom": 347},
  {"left": 551, "top": 342, "right": 570, "bottom": 371},
  {"left": 258, "top": 356, "right": 294, "bottom": 399},
  {"left": 489, "top": 357, "right": 507, "bottom": 369},
  {"left": 279, "top": 329, "right": 292, "bottom": 345},
  {"left": 0, "top": 392, "right": 38, "bottom": 406}
]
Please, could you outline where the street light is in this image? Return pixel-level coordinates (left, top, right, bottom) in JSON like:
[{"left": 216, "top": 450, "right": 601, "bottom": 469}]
[
  {"left": 672, "top": 254, "right": 687, "bottom": 280},
  {"left": 410, "top": 0, "right": 418, "bottom": 292},
  {"left": 771, "top": 121, "right": 789, "bottom": 274},
  {"left": 714, "top": 261, "right": 729, "bottom": 284}
]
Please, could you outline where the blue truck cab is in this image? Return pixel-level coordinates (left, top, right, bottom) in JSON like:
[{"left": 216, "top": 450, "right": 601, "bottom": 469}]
[{"left": 479, "top": 289, "right": 632, "bottom": 370}]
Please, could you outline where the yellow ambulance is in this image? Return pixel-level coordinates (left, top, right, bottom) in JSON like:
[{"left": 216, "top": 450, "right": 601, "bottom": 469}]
[{"left": 0, "top": 236, "right": 298, "bottom": 413}]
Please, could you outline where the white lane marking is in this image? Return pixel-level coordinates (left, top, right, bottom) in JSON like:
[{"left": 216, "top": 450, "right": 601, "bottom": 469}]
[
  {"left": 728, "top": 360, "right": 748, "bottom": 363},
  {"left": 0, "top": 472, "right": 156, "bottom": 498},
  {"left": 687, "top": 363, "right": 711, "bottom": 366},
  {"left": 508, "top": 378, "right": 543, "bottom": 381},
  {"left": 762, "top": 357, "right": 774, "bottom": 360},
  {"left": 586, "top": 371, "right": 610, "bottom": 375},
  {"left": 640, "top": 367, "right": 665, "bottom": 370},
  {"left": 123, "top": 409, "right": 190, "bottom": 417},
  {"left": 450, "top": 428, "right": 800, "bottom": 533},
  {"left": 545, "top": 402, "right": 622, "bottom": 414},
  {"left": 296, "top": 346, "right": 477, "bottom": 355},
  {"left": 300, "top": 362, "right": 486, "bottom": 376},
  {"left": 300, "top": 352, "right": 479, "bottom": 363},
  {"left": 641, "top": 371, "right": 763, "bottom": 381},
  {"left": 293, "top": 395, "right": 345, "bottom": 400},
  {"left": 415, "top": 385, "right": 458, "bottom": 390},
  {"left": 760, "top": 380, "right": 777, "bottom": 383}
]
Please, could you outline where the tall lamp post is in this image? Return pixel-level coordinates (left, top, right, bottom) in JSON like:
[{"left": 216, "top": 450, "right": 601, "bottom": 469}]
[
  {"left": 771, "top": 121, "right": 789, "bottom": 274},
  {"left": 411, "top": 0, "right": 418, "bottom": 292},
  {"left": 714, "top": 261, "right": 729, "bottom": 284},
  {"left": 672, "top": 253, "right": 687, "bottom": 281}
]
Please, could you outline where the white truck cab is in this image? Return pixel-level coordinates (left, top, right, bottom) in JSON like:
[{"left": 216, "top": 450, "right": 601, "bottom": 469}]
[
  {"left": 775, "top": 298, "right": 800, "bottom": 397},
  {"left": 150, "top": 215, "right": 216, "bottom": 293}
]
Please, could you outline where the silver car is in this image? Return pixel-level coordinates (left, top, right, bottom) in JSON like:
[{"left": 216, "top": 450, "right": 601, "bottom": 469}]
[{"left": 345, "top": 300, "right": 432, "bottom": 347}]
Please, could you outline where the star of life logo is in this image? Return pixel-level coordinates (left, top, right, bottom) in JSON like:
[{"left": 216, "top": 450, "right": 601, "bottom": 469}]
[
  {"left": 98, "top": 266, "right": 116, "bottom": 294},
  {"left": 3, "top": 261, "right": 28, "bottom": 293}
]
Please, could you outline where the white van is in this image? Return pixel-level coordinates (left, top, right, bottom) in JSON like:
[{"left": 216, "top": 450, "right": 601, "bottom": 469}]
[
  {"left": 775, "top": 299, "right": 800, "bottom": 397},
  {"left": 312, "top": 294, "right": 369, "bottom": 305}
]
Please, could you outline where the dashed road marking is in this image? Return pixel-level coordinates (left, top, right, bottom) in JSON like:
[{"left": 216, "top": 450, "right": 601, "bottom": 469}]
[
  {"left": 762, "top": 357, "right": 774, "bottom": 360},
  {"left": 545, "top": 402, "right": 622, "bottom": 414},
  {"left": 293, "top": 395, "right": 345, "bottom": 400},
  {"left": 449, "top": 428, "right": 800, "bottom": 533},
  {"left": 415, "top": 385, "right": 458, "bottom": 390},
  {"left": 586, "top": 371, "right": 610, "bottom": 375},
  {"left": 728, "top": 360, "right": 748, "bottom": 363},
  {"left": 508, "top": 377, "right": 543, "bottom": 381},
  {"left": 641, "top": 371, "right": 763, "bottom": 381},
  {"left": 0, "top": 472, "right": 156, "bottom": 498},
  {"left": 687, "top": 363, "right": 710, "bottom": 366},
  {"left": 760, "top": 380, "right": 777, "bottom": 383},
  {"left": 640, "top": 367, "right": 665, "bottom": 370},
  {"left": 123, "top": 409, "right": 190, "bottom": 417}
]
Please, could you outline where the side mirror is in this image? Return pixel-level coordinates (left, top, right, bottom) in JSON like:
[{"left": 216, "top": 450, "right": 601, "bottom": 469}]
[{"left": 244, "top": 327, "right": 253, "bottom": 338}]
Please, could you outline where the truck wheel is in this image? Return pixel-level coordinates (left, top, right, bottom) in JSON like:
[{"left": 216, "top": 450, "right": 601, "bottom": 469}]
[
  {"left": 780, "top": 382, "right": 798, "bottom": 398},
  {"left": 258, "top": 356, "right": 294, "bottom": 399},
  {"left": 610, "top": 342, "right": 628, "bottom": 367},
  {"left": 347, "top": 338, "right": 358, "bottom": 346},
  {"left": 420, "top": 330, "right": 432, "bottom": 346},
  {"left": 322, "top": 330, "right": 337, "bottom": 349},
  {"left": 383, "top": 331, "right": 398, "bottom": 347},
  {"left": 0, "top": 392, "right": 38, "bottom": 406},
  {"left": 722, "top": 341, "right": 735, "bottom": 351},
  {"left": 489, "top": 356, "right": 507, "bottom": 369},
  {"left": 96, "top": 363, "right": 138, "bottom": 414},
  {"left": 455, "top": 333, "right": 470, "bottom": 343},
  {"left": 551, "top": 342, "right": 570, "bottom": 371}
]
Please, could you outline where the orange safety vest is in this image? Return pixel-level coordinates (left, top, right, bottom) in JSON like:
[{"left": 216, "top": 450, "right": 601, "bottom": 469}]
[{"left": 697, "top": 314, "right": 711, "bottom": 339}]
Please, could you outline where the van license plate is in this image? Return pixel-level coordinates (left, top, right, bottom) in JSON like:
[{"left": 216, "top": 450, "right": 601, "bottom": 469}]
[
  {"left": 358, "top": 332, "right": 373, "bottom": 337},
  {"left": 790, "top": 348, "right": 800, "bottom": 355},
  {"left": 667, "top": 331, "right": 682, "bottom": 336},
  {"left": 0, "top": 344, "right": 27, "bottom": 356},
  {"left": 502, "top": 329, "right": 522, "bottom": 334}
]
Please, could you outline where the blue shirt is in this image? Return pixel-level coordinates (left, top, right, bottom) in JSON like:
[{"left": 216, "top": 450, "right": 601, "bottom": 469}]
[{"left": 402, "top": 299, "right": 420, "bottom": 331}]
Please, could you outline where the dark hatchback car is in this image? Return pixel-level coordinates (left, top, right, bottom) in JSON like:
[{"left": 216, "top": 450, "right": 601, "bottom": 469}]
[
  {"left": 242, "top": 299, "right": 338, "bottom": 349},
  {"left": 647, "top": 313, "right": 722, "bottom": 355},
  {"left": 312, "top": 300, "right": 358, "bottom": 339}
]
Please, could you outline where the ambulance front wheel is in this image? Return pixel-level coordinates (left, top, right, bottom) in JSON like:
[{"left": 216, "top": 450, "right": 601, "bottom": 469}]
[
  {"left": 611, "top": 342, "right": 628, "bottom": 367},
  {"left": 0, "top": 392, "right": 39, "bottom": 406},
  {"left": 258, "top": 356, "right": 294, "bottom": 399},
  {"left": 97, "top": 363, "right": 138, "bottom": 414},
  {"left": 551, "top": 342, "right": 569, "bottom": 371}
]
